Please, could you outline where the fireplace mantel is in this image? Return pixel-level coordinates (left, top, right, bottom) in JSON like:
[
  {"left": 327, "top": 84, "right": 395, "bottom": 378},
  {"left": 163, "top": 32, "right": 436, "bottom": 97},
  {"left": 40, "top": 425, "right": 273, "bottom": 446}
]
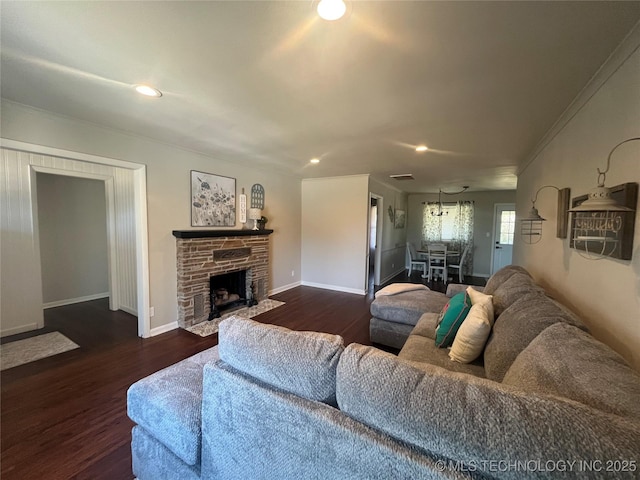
[{"left": 173, "top": 229, "right": 273, "bottom": 238}]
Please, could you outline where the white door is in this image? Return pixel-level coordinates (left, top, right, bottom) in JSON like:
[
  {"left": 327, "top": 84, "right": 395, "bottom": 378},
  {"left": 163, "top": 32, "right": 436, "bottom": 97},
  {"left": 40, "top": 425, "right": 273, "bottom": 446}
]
[{"left": 491, "top": 204, "right": 515, "bottom": 274}]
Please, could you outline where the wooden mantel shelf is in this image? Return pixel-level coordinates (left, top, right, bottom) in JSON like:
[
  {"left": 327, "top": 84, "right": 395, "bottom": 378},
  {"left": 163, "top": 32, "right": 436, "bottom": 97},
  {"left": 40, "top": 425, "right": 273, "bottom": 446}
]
[{"left": 172, "top": 229, "right": 274, "bottom": 239}]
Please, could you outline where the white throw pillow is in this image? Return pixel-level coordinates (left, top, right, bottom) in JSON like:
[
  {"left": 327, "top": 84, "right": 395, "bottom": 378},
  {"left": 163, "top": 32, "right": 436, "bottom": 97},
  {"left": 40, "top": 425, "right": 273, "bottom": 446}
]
[
  {"left": 449, "top": 301, "right": 493, "bottom": 364},
  {"left": 466, "top": 286, "right": 494, "bottom": 324}
]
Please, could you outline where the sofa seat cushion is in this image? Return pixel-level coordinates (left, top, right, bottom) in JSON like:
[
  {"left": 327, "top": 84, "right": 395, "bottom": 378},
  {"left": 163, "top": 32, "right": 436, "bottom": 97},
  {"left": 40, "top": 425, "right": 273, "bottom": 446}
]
[
  {"left": 409, "top": 312, "right": 439, "bottom": 340},
  {"left": 503, "top": 323, "right": 640, "bottom": 420},
  {"left": 398, "top": 334, "right": 486, "bottom": 378},
  {"left": 484, "top": 293, "right": 587, "bottom": 382},
  {"left": 337, "top": 344, "right": 640, "bottom": 473},
  {"left": 370, "top": 289, "right": 448, "bottom": 326},
  {"left": 127, "top": 346, "right": 220, "bottom": 466},
  {"left": 218, "top": 317, "right": 344, "bottom": 405}
]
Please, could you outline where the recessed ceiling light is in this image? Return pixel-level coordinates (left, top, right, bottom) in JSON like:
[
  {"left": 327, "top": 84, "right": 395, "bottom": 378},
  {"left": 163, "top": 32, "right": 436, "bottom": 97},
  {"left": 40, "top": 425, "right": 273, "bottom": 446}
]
[
  {"left": 134, "top": 84, "right": 162, "bottom": 97},
  {"left": 317, "top": 0, "right": 346, "bottom": 21},
  {"left": 415, "top": 145, "right": 428, "bottom": 152},
  {"left": 310, "top": 158, "right": 320, "bottom": 164}
]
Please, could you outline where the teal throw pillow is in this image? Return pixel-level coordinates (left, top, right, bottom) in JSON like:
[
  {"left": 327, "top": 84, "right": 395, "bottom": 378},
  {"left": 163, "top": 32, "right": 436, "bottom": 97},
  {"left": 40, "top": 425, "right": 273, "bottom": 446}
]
[{"left": 435, "top": 292, "right": 472, "bottom": 348}]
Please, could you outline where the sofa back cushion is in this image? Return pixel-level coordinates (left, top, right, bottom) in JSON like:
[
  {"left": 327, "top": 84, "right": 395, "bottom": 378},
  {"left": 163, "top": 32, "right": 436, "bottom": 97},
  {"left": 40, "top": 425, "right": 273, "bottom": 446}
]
[
  {"left": 336, "top": 344, "right": 640, "bottom": 471},
  {"left": 483, "top": 265, "right": 531, "bottom": 296},
  {"left": 503, "top": 323, "right": 640, "bottom": 420},
  {"left": 218, "top": 317, "right": 343, "bottom": 404},
  {"left": 483, "top": 294, "right": 586, "bottom": 382},
  {"left": 490, "top": 272, "right": 545, "bottom": 318}
]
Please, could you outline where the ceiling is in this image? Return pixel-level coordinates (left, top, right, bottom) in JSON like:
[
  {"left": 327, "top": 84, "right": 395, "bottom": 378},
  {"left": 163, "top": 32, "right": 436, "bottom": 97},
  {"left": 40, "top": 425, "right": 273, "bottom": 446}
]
[{"left": 2, "top": 1, "right": 639, "bottom": 193}]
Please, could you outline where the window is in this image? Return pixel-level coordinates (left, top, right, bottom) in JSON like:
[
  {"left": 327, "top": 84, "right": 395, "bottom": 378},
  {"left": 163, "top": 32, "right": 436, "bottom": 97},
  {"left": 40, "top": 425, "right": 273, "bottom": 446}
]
[
  {"left": 499, "top": 210, "right": 516, "bottom": 245},
  {"left": 422, "top": 201, "right": 474, "bottom": 245},
  {"left": 437, "top": 205, "right": 458, "bottom": 241}
]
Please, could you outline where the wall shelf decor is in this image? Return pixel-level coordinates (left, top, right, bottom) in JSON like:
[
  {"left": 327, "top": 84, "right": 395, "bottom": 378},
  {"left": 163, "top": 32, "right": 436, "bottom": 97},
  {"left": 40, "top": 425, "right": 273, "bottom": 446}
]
[{"left": 569, "top": 182, "right": 637, "bottom": 260}]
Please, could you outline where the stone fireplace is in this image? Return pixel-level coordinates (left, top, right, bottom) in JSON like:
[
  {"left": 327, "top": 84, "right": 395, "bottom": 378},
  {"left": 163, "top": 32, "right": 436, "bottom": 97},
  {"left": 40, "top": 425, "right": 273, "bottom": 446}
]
[{"left": 173, "top": 229, "right": 273, "bottom": 328}]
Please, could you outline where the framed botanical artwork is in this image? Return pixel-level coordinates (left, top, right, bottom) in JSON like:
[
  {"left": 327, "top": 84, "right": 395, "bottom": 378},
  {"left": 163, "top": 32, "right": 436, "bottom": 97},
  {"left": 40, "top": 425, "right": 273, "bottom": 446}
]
[
  {"left": 191, "top": 171, "right": 236, "bottom": 227},
  {"left": 394, "top": 209, "right": 406, "bottom": 229}
]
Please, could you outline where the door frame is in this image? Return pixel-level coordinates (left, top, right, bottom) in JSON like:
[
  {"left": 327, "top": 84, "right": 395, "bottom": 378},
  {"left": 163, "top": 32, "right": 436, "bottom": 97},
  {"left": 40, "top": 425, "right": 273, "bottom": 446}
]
[
  {"left": 490, "top": 203, "right": 516, "bottom": 275},
  {"left": 0, "top": 138, "right": 151, "bottom": 338},
  {"left": 366, "top": 193, "right": 384, "bottom": 291}
]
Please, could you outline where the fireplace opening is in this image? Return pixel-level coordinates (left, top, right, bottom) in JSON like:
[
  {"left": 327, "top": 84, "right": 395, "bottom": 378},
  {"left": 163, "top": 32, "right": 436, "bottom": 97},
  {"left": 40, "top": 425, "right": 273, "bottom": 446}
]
[{"left": 209, "top": 270, "right": 249, "bottom": 319}]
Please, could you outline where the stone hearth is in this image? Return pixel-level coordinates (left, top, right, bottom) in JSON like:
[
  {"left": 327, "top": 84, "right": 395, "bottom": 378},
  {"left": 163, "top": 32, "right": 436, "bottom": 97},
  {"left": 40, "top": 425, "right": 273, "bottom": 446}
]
[{"left": 173, "top": 229, "right": 273, "bottom": 328}]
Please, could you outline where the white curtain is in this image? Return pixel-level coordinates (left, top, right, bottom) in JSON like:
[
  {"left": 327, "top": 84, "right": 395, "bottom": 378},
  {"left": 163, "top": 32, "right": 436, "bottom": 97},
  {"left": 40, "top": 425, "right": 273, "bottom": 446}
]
[{"left": 422, "top": 201, "right": 474, "bottom": 275}]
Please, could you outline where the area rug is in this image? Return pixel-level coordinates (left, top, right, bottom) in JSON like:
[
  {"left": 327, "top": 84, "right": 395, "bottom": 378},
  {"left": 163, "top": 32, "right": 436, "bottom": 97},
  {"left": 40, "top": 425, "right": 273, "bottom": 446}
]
[
  {"left": 1, "top": 332, "right": 80, "bottom": 371},
  {"left": 186, "top": 299, "right": 285, "bottom": 337}
]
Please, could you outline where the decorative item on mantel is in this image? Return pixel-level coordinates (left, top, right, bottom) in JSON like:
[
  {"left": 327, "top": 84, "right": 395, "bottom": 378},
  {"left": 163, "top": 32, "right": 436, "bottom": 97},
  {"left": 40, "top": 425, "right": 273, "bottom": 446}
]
[
  {"left": 239, "top": 188, "right": 247, "bottom": 224},
  {"left": 568, "top": 137, "right": 639, "bottom": 260},
  {"left": 248, "top": 208, "right": 262, "bottom": 231},
  {"left": 251, "top": 184, "right": 265, "bottom": 209},
  {"left": 520, "top": 185, "right": 570, "bottom": 244}
]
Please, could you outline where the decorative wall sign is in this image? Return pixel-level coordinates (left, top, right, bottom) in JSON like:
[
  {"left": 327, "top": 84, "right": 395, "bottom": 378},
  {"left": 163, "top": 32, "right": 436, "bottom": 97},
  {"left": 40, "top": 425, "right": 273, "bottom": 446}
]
[
  {"left": 191, "top": 171, "right": 236, "bottom": 227},
  {"left": 251, "top": 184, "right": 265, "bottom": 209},
  {"left": 388, "top": 205, "right": 394, "bottom": 223},
  {"left": 239, "top": 188, "right": 247, "bottom": 224},
  {"left": 394, "top": 209, "right": 406, "bottom": 229},
  {"left": 569, "top": 182, "right": 637, "bottom": 260}
]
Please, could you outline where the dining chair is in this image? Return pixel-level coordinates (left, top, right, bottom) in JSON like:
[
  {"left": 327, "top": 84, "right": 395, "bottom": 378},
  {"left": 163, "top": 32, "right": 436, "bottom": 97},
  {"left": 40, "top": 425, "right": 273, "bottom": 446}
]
[
  {"left": 406, "top": 242, "right": 428, "bottom": 278},
  {"left": 427, "top": 244, "right": 447, "bottom": 281},
  {"left": 448, "top": 243, "right": 471, "bottom": 283}
]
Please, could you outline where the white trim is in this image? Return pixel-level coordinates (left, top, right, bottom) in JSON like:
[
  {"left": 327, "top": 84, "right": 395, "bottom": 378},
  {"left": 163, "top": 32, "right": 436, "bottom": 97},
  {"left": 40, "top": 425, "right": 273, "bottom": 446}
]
[
  {"left": 119, "top": 305, "right": 138, "bottom": 316},
  {"left": 1, "top": 323, "right": 41, "bottom": 337},
  {"left": 150, "top": 322, "right": 178, "bottom": 337},
  {"left": 43, "top": 293, "right": 110, "bottom": 309},
  {"left": 0, "top": 138, "right": 150, "bottom": 338},
  {"left": 472, "top": 272, "right": 491, "bottom": 279},
  {"left": 300, "top": 281, "right": 366, "bottom": 296},
  {"left": 269, "top": 281, "right": 301, "bottom": 296},
  {"left": 520, "top": 22, "right": 640, "bottom": 176}
]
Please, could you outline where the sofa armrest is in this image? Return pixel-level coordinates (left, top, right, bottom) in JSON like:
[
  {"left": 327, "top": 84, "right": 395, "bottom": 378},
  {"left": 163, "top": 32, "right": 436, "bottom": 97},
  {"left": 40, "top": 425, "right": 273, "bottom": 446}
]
[{"left": 445, "top": 283, "right": 484, "bottom": 297}]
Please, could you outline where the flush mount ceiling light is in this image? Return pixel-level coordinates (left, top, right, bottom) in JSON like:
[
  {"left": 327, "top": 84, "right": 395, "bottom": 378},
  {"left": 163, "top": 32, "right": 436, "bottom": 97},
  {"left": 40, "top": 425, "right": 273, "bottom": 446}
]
[
  {"left": 310, "top": 158, "right": 320, "bottom": 164},
  {"left": 415, "top": 145, "right": 428, "bottom": 152},
  {"left": 317, "top": 0, "right": 347, "bottom": 21},
  {"left": 134, "top": 84, "right": 162, "bottom": 97}
]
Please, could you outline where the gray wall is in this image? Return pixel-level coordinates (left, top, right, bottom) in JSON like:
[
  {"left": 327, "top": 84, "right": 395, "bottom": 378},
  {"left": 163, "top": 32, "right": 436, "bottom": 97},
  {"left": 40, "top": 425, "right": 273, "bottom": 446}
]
[
  {"left": 369, "top": 178, "right": 408, "bottom": 284},
  {"left": 407, "top": 190, "right": 517, "bottom": 276},
  {"left": 36, "top": 173, "right": 109, "bottom": 304},
  {"left": 2, "top": 100, "right": 302, "bottom": 331},
  {"left": 513, "top": 44, "right": 640, "bottom": 371}
]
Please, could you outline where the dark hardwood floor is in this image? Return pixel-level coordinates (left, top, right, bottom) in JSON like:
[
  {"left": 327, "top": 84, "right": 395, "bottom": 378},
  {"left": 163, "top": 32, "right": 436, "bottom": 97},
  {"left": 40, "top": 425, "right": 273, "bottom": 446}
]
[{"left": 1, "top": 272, "right": 485, "bottom": 479}]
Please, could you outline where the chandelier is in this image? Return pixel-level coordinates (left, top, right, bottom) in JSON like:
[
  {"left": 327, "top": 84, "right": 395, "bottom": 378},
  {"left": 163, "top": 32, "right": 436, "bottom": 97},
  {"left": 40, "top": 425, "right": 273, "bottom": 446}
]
[{"left": 430, "top": 186, "right": 469, "bottom": 216}]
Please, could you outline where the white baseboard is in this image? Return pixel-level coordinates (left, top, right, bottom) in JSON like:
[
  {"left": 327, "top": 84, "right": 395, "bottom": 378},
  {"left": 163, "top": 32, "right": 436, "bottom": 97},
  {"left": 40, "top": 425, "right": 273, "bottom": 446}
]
[
  {"left": 119, "top": 305, "right": 138, "bottom": 316},
  {"left": 43, "top": 292, "right": 109, "bottom": 309},
  {"left": 472, "top": 272, "right": 491, "bottom": 279},
  {"left": 0, "top": 322, "right": 40, "bottom": 338},
  {"left": 269, "top": 281, "right": 301, "bottom": 296},
  {"left": 150, "top": 321, "right": 178, "bottom": 337},
  {"left": 380, "top": 267, "right": 407, "bottom": 286},
  {"left": 301, "top": 281, "right": 366, "bottom": 296}
]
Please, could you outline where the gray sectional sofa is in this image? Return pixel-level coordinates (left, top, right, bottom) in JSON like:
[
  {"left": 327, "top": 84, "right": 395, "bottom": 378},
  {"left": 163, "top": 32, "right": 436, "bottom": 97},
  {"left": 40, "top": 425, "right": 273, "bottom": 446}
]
[{"left": 128, "top": 265, "right": 640, "bottom": 479}]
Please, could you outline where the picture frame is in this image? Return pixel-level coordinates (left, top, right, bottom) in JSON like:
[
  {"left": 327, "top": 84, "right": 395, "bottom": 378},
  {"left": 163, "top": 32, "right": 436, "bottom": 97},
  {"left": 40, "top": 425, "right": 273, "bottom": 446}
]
[
  {"left": 191, "top": 170, "right": 236, "bottom": 227},
  {"left": 394, "top": 209, "right": 406, "bottom": 229}
]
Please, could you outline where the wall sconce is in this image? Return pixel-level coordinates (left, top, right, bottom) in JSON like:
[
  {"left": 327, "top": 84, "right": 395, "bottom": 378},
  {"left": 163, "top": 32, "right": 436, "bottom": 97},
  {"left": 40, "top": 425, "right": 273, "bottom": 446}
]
[
  {"left": 429, "top": 186, "right": 469, "bottom": 216},
  {"left": 520, "top": 185, "right": 570, "bottom": 244},
  {"left": 568, "top": 137, "right": 639, "bottom": 260}
]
